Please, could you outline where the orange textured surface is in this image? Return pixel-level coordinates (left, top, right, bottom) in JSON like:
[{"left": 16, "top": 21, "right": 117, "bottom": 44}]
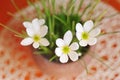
[{"left": 0, "top": 0, "right": 120, "bottom": 80}]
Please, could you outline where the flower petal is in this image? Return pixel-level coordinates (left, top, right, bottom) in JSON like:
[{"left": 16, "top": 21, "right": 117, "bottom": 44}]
[
  {"left": 70, "top": 42, "right": 79, "bottom": 50},
  {"left": 33, "top": 42, "right": 40, "bottom": 48},
  {"left": 90, "top": 28, "right": 101, "bottom": 37},
  {"left": 76, "top": 32, "right": 82, "bottom": 41},
  {"left": 56, "top": 39, "right": 65, "bottom": 47},
  {"left": 76, "top": 23, "right": 83, "bottom": 33},
  {"left": 79, "top": 40, "right": 87, "bottom": 47},
  {"left": 68, "top": 51, "right": 78, "bottom": 61},
  {"left": 55, "top": 48, "right": 62, "bottom": 57},
  {"left": 78, "top": 52, "right": 82, "bottom": 56},
  {"left": 23, "top": 22, "right": 32, "bottom": 28},
  {"left": 84, "top": 20, "right": 93, "bottom": 32},
  {"left": 59, "top": 54, "right": 68, "bottom": 63},
  {"left": 39, "top": 19, "right": 45, "bottom": 26},
  {"left": 63, "top": 30, "right": 73, "bottom": 45},
  {"left": 88, "top": 38, "right": 97, "bottom": 45},
  {"left": 39, "top": 25, "right": 48, "bottom": 37},
  {"left": 26, "top": 28, "right": 34, "bottom": 37},
  {"left": 20, "top": 37, "right": 33, "bottom": 46},
  {"left": 32, "top": 18, "right": 40, "bottom": 32},
  {"left": 39, "top": 38, "right": 50, "bottom": 46}
]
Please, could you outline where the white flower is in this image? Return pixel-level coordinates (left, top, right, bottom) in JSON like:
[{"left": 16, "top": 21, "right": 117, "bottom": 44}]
[
  {"left": 20, "top": 18, "right": 50, "bottom": 48},
  {"left": 55, "top": 30, "right": 79, "bottom": 63},
  {"left": 76, "top": 20, "right": 101, "bottom": 47}
]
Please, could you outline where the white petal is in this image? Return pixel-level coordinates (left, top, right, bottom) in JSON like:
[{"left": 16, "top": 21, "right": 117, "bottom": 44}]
[
  {"left": 55, "top": 48, "right": 62, "bottom": 56},
  {"left": 88, "top": 38, "right": 97, "bottom": 45},
  {"left": 60, "top": 54, "right": 68, "bottom": 63},
  {"left": 39, "top": 25, "right": 48, "bottom": 37},
  {"left": 26, "top": 28, "right": 34, "bottom": 37},
  {"left": 76, "top": 23, "right": 84, "bottom": 33},
  {"left": 68, "top": 51, "right": 79, "bottom": 61},
  {"left": 39, "top": 38, "right": 50, "bottom": 46},
  {"left": 79, "top": 40, "right": 87, "bottom": 47},
  {"left": 78, "top": 52, "right": 82, "bottom": 56},
  {"left": 23, "top": 22, "right": 32, "bottom": 28},
  {"left": 32, "top": 18, "right": 40, "bottom": 32},
  {"left": 76, "top": 32, "right": 82, "bottom": 40},
  {"left": 56, "top": 39, "right": 65, "bottom": 47},
  {"left": 33, "top": 42, "right": 40, "bottom": 48},
  {"left": 39, "top": 19, "right": 45, "bottom": 26},
  {"left": 70, "top": 42, "right": 79, "bottom": 50},
  {"left": 63, "top": 30, "right": 73, "bottom": 45},
  {"left": 84, "top": 20, "right": 94, "bottom": 32},
  {"left": 90, "top": 28, "right": 101, "bottom": 37},
  {"left": 20, "top": 38, "right": 33, "bottom": 46}
]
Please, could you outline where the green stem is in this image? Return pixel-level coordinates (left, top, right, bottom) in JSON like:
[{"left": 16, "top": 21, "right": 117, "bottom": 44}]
[
  {"left": 40, "top": 46, "right": 53, "bottom": 54},
  {"left": 0, "top": 23, "right": 25, "bottom": 38},
  {"left": 80, "top": 2, "right": 91, "bottom": 19},
  {"left": 88, "top": 52, "right": 113, "bottom": 70},
  {"left": 77, "top": 0, "right": 84, "bottom": 13},
  {"left": 27, "top": 0, "right": 42, "bottom": 18},
  {"left": 86, "top": 0, "right": 100, "bottom": 20},
  {"left": 52, "top": 15, "right": 55, "bottom": 34},
  {"left": 80, "top": 59, "right": 89, "bottom": 74},
  {"left": 48, "top": 15, "right": 52, "bottom": 43},
  {"left": 67, "top": 14, "right": 70, "bottom": 25},
  {"left": 68, "top": 0, "right": 75, "bottom": 15},
  {"left": 104, "top": 12, "right": 120, "bottom": 18},
  {"left": 49, "top": 55, "right": 57, "bottom": 62},
  {"left": 51, "top": 0, "right": 56, "bottom": 13},
  {"left": 11, "top": 0, "right": 27, "bottom": 20},
  {"left": 72, "top": 21, "right": 75, "bottom": 35},
  {"left": 98, "top": 31, "right": 120, "bottom": 37},
  {"left": 41, "top": 0, "right": 49, "bottom": 16},
  {"left": 94, "top": 10, "right": 107, "bottom": 28}
]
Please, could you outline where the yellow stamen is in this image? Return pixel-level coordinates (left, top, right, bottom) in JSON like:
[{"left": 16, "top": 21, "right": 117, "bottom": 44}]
[
  {"left": 62, "top": 46, "right": 70, "bottom": 54},
  {"left": 81, "top": 32, "right": 89, "bottom": 40}
]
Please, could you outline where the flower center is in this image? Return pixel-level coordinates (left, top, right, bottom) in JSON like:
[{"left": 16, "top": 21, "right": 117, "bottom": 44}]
[
  {"left": 81, "top": 32, "right": 89, "bottom": 40},
  {"left": 62, "top": 46, "right": 70, "bottom": 54},
  {"left": 33, "top": 35, "right": 40, "bottom": 42}
]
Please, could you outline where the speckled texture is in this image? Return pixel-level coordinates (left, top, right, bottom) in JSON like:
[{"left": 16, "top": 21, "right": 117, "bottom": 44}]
[{"left": 0, "top": 1, "right": 120, "bottom": 80}]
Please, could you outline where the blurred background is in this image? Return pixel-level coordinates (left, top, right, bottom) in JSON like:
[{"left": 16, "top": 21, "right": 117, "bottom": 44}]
[{"left": 0, "top": 0, "right": 120, "bottom": 25}]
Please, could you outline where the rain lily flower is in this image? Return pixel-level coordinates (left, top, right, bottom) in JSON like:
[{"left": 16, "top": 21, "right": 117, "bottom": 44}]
[
  {"left": 55, "top": 30, "right": 79, "bottom": 63},
  {"left": 20, "top": 18, "right": 50, "bottom": 48},
  {"left": 76, "top": 20, "right": 101, "bottom": 47}
]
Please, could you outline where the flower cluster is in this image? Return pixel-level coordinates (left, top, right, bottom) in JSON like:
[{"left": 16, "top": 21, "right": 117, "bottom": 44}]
[
  {"left": 21, "top": 18, "right": 50, "bottom": 48},
  {"left": 21, "top": 18, "right": 101, "bottom": 63},
  {"left": 0, "top": 0, "right": 119, "bottom": 64},
  {"left": 76, "top": 20, "right": 101, "bottom": 47}
]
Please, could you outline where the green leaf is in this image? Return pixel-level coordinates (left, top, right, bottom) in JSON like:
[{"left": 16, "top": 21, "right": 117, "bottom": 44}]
[{"left": 53, "top": 15, "right": 67, "bottom": 26}]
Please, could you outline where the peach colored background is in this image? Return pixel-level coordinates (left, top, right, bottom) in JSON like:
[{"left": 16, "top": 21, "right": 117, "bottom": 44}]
[{"left": 0, "top": 0, "right": 119, "bottom": 80}]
